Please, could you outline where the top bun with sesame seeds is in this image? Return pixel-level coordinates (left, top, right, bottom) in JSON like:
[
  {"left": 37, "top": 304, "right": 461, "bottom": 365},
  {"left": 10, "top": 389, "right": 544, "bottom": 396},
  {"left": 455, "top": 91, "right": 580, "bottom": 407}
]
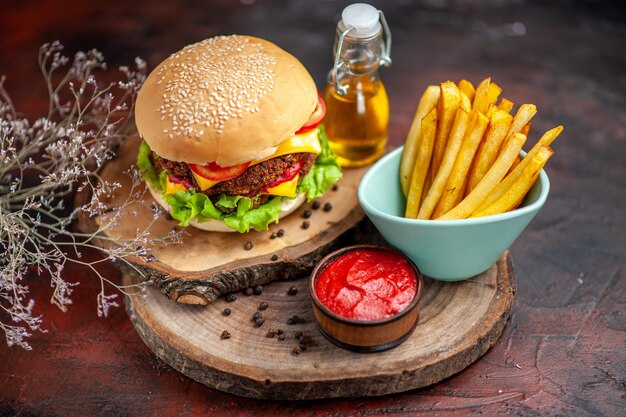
[{"left": 135, "top": 35, "right": 318, "bottom": 167}]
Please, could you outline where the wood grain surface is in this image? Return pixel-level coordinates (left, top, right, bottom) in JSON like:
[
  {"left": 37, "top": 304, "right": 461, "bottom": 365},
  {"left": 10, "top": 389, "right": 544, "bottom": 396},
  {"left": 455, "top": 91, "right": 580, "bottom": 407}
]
[
  {"left": 123, "top": 253, "right": 515, "bottom": 400},
  {"left": 76, "top": 136, "right": 368, "bottom": 305},
  {"left": 1, "top": 1, "right": 624, "bottom": 416}
]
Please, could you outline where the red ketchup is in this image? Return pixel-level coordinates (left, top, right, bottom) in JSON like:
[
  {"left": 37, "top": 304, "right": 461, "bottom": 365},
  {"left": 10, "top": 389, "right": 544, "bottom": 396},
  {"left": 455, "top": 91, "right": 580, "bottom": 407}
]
[{"left": 315, "top": 248, "right": 417, "bottom": 321}]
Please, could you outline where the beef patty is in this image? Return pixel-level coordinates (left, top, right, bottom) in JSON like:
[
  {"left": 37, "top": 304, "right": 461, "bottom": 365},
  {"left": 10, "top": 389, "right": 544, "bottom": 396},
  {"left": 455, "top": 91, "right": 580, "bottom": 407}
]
[{"left": 152, "top": 152, "right": 317, "bottom": 207}]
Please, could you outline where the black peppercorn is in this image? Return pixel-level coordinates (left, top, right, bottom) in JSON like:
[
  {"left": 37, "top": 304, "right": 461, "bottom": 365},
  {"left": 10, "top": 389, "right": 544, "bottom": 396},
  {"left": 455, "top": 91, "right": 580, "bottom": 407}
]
[
  {"left": 312, "top": 201, "right": 321, "bottom": 210},
  {"left": 258, "top": 301, "right": 269, "bottom": 311},
  {"left": 266, "top": 329, "right": 276, "bottom": 338},
  {"left": 254, "top": 285, "right": 263, "bottom": 295},
  {"left": 332, "top": 184, "right": 339, "bottom": 191},
  {"left": 301, "top": 220, "right": 310, "bottom": 229},
  {"left": 292, "top": 346, "right": 302, "bottom": 355},
  {"left": 275, "top": 329, "right": 284, "bottom": 336},
  {"left": 222, "top": 308, "right": 232, "bottom": 316},
  {"left": 254, "top": 317, "right": 265, "bottom": 327},
  {"left": 303, "top": 210, "right": 312, "bottom": 219},
  {"left": 271, "top": 254, "right": 278, "bottom": 261},
  {"left": 244, "top": 241, "right": 254, "bottom": 250},
  {"left": 270, "top": 232, "right": 277, "bottom": 240},
  {"left": 252, "top": 311, "right": 262, "bottom": 321},
  {"left": 295, "top": 331, "right": 303, "bottom": 340},
  {"left": 323, "top": 202, "right": 333, "bottom": 212},
  {"left": 244, "top": 287, "right": 254, "bottom": 296},
  {"left": 287, "top": 315, "right": 299, "bottom": 325},
  {"left": 278, "top": 334, "right": 285, "bottom": 341},
  {"left": 277, "top": 229, "right": 285, "bottom": 237},
  {"left": 221, "top": 330, "right": 231, "bottom": 339},
  {"left": 225, "top": 294, "right": 237, "bottom": 302},
  {"left": 287, "top": 286, "right": 298, "bottom": 296},
  {"left": 299, "top": 342, "right": 307, "bottom": 351}
]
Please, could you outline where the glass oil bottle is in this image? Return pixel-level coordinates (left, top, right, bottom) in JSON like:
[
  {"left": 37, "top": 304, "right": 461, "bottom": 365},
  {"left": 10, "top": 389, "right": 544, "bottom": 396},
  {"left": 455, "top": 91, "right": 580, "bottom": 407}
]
[{"left": 323, "top": 3, "right": 392, "bottom": 168}]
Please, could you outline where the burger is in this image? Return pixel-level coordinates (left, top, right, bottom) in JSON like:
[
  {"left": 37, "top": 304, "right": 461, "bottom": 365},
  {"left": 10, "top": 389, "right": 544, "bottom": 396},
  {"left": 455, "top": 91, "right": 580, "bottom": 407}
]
[{"left": 135, "top": 35, "right": 342, "bottom": 232}]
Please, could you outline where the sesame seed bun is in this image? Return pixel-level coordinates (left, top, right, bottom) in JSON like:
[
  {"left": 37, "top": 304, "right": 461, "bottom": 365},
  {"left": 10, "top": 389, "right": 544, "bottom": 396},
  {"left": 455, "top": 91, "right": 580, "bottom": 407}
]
[{"left": 135, "top": 35, "right": 318, "bottom": 167}]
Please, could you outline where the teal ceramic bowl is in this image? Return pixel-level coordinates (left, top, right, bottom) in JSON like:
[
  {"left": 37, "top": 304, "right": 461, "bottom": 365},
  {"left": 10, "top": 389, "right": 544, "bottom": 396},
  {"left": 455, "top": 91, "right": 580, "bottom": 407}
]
[{"left": 357, "top": 147, "right": 549, "bottom": 281}]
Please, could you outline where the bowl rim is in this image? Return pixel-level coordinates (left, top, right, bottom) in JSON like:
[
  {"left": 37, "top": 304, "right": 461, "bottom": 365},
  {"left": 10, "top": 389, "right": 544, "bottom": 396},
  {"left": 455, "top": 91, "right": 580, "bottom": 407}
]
[
  {"left": 309, "top": 244, "right": 423, "bottom": 326},
  {"left": 357, "top": 146, "right": 550, "bottom": 226}
]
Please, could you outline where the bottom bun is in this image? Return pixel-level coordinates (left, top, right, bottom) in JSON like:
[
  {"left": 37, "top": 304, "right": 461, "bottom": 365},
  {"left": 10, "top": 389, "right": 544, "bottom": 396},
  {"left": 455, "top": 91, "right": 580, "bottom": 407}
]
[{"left": 147, "top": 183, "right": 306, "bottom": 232}]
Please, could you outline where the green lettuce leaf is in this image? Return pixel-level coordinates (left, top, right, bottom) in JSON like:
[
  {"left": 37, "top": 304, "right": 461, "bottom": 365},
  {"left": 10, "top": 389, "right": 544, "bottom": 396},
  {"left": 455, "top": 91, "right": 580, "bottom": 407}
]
[
  {"left": 162, "top": 189, "right": 283, "bottom": 233},
  {"left": 162, "top": 190, "right": 220, "bottom": 226},
  {"left": 222, "top": 196, "right": 254, "bottom": 217},
  {"left": 223, "top": 196, "right": 283, "bottom": 232},
  {"left": 137, "top": 141, "right": 161, "bottom": 190},
  {"left": 297, "top": 126, "right": 343, "bottom": 201}
]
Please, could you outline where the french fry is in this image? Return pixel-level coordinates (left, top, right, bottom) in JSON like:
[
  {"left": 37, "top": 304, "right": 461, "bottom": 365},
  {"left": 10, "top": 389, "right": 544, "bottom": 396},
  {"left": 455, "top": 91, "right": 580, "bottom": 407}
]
[
  {"left": 508, "top": 154, "right": 521, "bottom": 175},
  {"left": 479, "top": 81, "right": 502, "bottom": 119},
  {"left": 471, "top": 146, "right": 553, "bottom": 217},
  {"left": 400, "top": 85, "right": 441, "bottom": 196},
  {"left": 458, "top": 79, "right": 475, "bottom": 102},
  {"left": 472, "top": 77, "right": 491, "bottom": 114},
  {"left": 421, "top": 169, "right": 432, "bottom": 204},
  {"left": 466, "top": 109, "right": 514, "bottom": 193},
  {"left": 497, "top": 98, "right": 514, "bottom": 113},
  {"left": 405, "top": 107, "right": 438, "bottom": 218},
  {"left": 506, "top": 124, "right": 529, "bottom": 175},
  {"left": 487, "top": 82, "right": 502, "bottom": 110},
  {"left": 485, "top": 103, "right": 498, "bottom": 119},
  {"left": 418, "top": 108, "right": 469, "bottom": 219},
  {"left": 501, "top": 104, "right": 537, "bottom": 150},
  {"left": 432, "top": 110, "right": 489, "bottom": 218},
  {"left": 506, "top": 124, "right": 530, "bottom": 175},
  {"left": 429, "top": 81, "right": 461, "bottom": 180},
  {"left": 437, "top": 132, "right": 527, "bottom": 220},
  {"left": 422, "top": 164, "right": 433, "bottom": 202},
  {"left": 460, "top": 91, "right": 472, "bottom": 112},
  {"left": 476, "top": 125, "right": 563, "bottom": 211}
]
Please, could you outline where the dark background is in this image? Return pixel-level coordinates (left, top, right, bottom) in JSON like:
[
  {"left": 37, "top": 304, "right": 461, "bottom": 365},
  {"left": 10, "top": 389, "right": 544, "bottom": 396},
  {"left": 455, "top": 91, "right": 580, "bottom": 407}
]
[{"left": 1, "top": 1, "right": 624, "bottom": 416}]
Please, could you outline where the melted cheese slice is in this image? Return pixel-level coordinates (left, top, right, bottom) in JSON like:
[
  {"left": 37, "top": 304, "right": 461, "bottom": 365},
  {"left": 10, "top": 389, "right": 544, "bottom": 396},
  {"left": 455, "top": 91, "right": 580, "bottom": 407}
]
[
  {"left": 264, "top": 174, "right": 299, "bottom": 198},
  {"left": 165, "top": 177, "right": 189, "bottom": 195},
  {"left": 190, "top": 129, "right": 321, "bottom": 191},
  {"left": 191, "top": 174, "right": 220, "bottom": 191},
  {"left": 252, "top": 128, "right": 321, "bottom": 166}
]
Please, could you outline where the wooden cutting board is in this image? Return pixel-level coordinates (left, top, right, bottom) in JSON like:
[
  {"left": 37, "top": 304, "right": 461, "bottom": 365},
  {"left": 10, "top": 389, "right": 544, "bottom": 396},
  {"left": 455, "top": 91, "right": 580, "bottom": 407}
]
[
  {"left": 78, "top": 137, "right": 516, "bottom": 399},
  {"left": 76, "top": 136, "right": 370, "bottom": 304},
  {"left": 123, "top": 253, "right": 515, "bottom": 400}
]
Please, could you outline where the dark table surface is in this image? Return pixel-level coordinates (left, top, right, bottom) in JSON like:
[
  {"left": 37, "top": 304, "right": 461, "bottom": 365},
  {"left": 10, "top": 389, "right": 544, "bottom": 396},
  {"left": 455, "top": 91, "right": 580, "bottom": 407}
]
[{"left": 1, "top": 1, "right": 624, "bottom": 416}]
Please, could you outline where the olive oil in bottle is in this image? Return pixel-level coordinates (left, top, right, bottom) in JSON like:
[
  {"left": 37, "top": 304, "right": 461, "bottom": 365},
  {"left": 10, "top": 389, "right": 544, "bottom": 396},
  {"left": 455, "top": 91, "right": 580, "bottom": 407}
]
[
  {"left": 323, "top": 73, "right": 389, "bottom": 167},
  {"left": 323, "top": 3, "right": 392, "bottom": 168}
]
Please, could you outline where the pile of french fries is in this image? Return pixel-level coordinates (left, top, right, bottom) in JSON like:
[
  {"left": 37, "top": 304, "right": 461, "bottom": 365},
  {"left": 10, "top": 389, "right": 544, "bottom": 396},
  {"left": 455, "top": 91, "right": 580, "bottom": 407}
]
[{"left": 400, "top": 77, "right": 563, "bottom": 220}]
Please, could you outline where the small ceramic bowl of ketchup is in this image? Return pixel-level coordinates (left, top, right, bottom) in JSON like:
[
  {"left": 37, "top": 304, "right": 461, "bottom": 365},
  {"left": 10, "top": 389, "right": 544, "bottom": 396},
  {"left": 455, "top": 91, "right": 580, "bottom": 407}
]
[{"left": 309, "top": 245, "right": 423, "bottom": 352}]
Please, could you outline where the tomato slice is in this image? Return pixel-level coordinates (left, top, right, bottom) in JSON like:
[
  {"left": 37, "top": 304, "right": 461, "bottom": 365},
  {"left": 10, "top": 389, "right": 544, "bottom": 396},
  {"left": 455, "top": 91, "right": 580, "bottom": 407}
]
[
  {"left": 188, "top": 161, "right": 251, "bottom": 181},
  {"left": 264, "top": 159, "right": 303, "bottom": 191},
  {"left": 296, "top": 94, "right": 326, "bottom": 134}
]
